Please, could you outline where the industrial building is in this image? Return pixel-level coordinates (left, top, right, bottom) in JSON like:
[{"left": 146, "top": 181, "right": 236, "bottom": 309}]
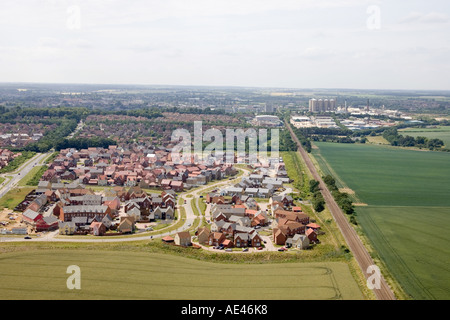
[{"left": 309, "top": 98, "right": 336, "bottom": 113}]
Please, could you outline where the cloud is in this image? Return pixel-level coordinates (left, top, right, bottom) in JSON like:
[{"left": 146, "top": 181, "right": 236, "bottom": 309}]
[{"left": 399, "top": 12, "right": 449, "bottom": 24}]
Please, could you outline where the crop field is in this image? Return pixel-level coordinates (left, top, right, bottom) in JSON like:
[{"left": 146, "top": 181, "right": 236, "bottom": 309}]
[
  {"left": 400, "top": 126, "right": 450, "bottom": 148},
  {"left": 311, "top": 142, "right": 450, "bottom": 299},
  {"left": 0, "top": 249, "right": 364, "bottom": 300}
]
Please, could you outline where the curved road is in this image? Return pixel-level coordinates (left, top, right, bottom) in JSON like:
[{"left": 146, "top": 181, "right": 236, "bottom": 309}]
[
  {"left": 286, "top": 120, "right": 396, "bottom": 300},
  {"left": 1, "top": 167, "right": 251, "bottom": 243}
]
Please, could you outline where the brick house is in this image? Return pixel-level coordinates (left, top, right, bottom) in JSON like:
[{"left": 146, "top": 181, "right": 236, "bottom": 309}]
[
  {"left": 208, "top": 232, "right": 226, "bottom": 247},
  {"left": 175, "top": 231, "right": 192, "bottom": 246},
  {"left": 90, "top": 221, "right": 106, "bottom": 236}
]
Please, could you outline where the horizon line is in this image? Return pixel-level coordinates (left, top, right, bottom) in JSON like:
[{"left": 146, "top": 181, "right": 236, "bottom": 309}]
[{"left": 0, "top": 81, "right": 449, "bottom": 93}]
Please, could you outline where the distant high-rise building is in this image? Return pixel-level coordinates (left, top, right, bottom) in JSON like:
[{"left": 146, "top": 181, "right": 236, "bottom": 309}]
[
  {"left": 309, "top": 98, "right": 337, "bottom": 113},
  {"left": 309, "top": 98, "right": 318, "bottom": 112},
  {"left": 329, "top": 99, "right": 336, "bottom": 110},
  {"left": 318, "top": 99, "right": 324, "bottom": 112}
]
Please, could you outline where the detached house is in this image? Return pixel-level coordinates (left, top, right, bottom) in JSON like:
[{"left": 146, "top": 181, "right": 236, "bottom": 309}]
[
  {"left": 196, "top": 227, "right": 211, "bottom": 245},
  {"left": 208, "top": 232, "right": 226, "bottom": 247},
  {"left": 90, "top": 221, "right": 106, "bottom": 236},
  {"left": 59, "top": 221, "right": 77, "bottom": 235},
  {"left": 175, "top": 231, "right": 192, "bottom": 246}
]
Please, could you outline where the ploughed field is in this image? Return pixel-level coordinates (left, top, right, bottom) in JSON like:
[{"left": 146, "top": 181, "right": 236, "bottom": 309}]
[
  {"left": 312, "top": 142, "right": 450, "bottom": 299},
  {"left": 0, "top": 249, "right": 364, "bottom": 300}
]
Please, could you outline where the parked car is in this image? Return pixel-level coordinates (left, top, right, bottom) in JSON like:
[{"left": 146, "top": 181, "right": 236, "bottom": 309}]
[
  {"left": 24, "top": 236, "right": 31, "bottom": 240},
  {"left": 257, "top": 247, "right": 263, "bottom": 250},
  {"left": 278, "top": 247, "right": 286, "bottom": 252},
  {"left": 242, "top": 248, "right": 249, "bottom": 252},
  {"left": 225, "top": 248, "right": 232, "bottom": 252}
]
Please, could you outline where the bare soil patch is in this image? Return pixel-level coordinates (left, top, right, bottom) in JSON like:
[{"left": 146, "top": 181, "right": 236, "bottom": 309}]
[{"left": 339, "top": 188, "right": 355, "bottom": 195}]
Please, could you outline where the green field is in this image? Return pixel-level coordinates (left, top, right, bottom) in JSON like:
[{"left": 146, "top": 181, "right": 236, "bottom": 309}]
[
  {"left": 0, "top": 187, "right": 35, "bottom": 210},
  {"left": 311, "top": 142, "right": 450, "bottom": 299},
  {"left": 400, "top": 126, "right": 450, "bottom": 149},
  {"left": 0, "top": 249, "right": 364, "bottom": 300}
]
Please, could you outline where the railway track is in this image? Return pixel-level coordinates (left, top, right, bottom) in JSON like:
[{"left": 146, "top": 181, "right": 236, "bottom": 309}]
[{"left": 285, "top": 120, "right": 396, "bottom": 300}]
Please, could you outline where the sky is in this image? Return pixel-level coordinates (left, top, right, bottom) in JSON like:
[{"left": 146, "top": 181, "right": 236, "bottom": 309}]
[{"left": 0, "top": 0, "right": 449, "bottom": 90}]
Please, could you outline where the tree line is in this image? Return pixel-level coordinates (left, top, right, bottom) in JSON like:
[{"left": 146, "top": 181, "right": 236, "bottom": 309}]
[
  {"left": 55, "top": 137, "right": 117, "bottom": 151},
  {"left": 382, "top": 127, "right": 444, "bottom": 150},
  {"left": 322, "top": 175, "right": 357, "bottom": 225}
]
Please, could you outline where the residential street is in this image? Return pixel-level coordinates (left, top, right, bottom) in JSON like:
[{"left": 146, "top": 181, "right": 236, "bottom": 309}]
[
  {"left": 0, "top": 166, "right": 252, "bottom": 244},
  {"left": 0, "top": 152, "right": 51, "bottom": 200}
]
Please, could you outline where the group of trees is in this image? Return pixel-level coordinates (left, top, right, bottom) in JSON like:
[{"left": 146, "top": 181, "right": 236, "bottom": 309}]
[
  {"left": 322, "top": 175, "right": 357, "bottom": 225},
  {"left": 92, "top": 108, "right": 163, "bottom": 120},
  {"left": 0, "top": 151, "right": 36, "bottom": 173},
  {"left": 279, "top": 129, "right": 298, "bottom": 151},
  {"left": 55, "top": 137, "right": 117, "bottom": 151},
  {"left": 292, "top": 127, "right": 312, "bottom": 153},
  {"left": 0, "top": 106, "right": 90, "bottom": 122},
  {"left": 307, "top": 176, "right": 357, "bottom": 224},
  {"left": 310, "top": 135, "right": 355, "bottom": 144},
  {"left": 23, "top": 119, "right": 78, "bottom": 152},
  {"left": 309, "top": 180, "right": 325, "bottom": 212},
  {"left": 383, "top": 127, "right": 444, "bottom": 150}
]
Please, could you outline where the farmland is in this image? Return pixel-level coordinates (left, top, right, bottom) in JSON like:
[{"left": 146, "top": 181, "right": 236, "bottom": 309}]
[
  {"left": 311, "top": 142, "right": 450, "bottom": 299},
  {"left": 399, "top": 126, "right": 450, "bottom": 149},
  {"left": 0, "top": 246, "right": 364, "bottom": 300}
]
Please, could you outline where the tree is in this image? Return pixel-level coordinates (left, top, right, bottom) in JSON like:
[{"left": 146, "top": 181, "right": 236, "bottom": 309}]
[
  {"left": 312, "top": 191, "right": 325, "bottom": 212},
  {"left": 309, "top": 180, "right": 320, "bottom": 193},
  {"left": 323, "top": 175, "right": 336, "bottom": 188}
]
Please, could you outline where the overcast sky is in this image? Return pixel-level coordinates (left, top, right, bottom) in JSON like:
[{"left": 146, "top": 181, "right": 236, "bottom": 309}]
[{"left": 0, "top": 0, "right": 449, "bottom": 90}]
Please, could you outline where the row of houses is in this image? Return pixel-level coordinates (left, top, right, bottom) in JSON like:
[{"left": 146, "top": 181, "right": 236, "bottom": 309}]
[
  {"left": 58, "top": 215, "right": 137, "bottom": 236},
  {"left": 0, "top": 148, "right": 18, "bottom": 170},
  {"left": 41, "top": 146, "right": 237, "bottom": 191},
  {"left": 19, "top": 181, "right": 178, "bottom": 236},
  {"left": 201, "top": 203, "right": 268, "bottom": 248},
  {"left": 272, "top": 207, "right": 320, "bottom": 248},
  {"left": 196, "top": 226, "right": 263, "bottom": 249}
]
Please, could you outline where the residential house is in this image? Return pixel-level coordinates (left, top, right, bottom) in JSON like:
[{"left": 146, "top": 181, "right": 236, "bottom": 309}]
[
  {"left": 90, "top": 221, "right": 106, "bottom": 236},
  {"left": 35, "top": 216, "right": 59, "bottom": 232},
  {"left": 234, "top": 233, "right": 249, "bottom": 248},
  {"left": 58, "top": 221, "right": 77, "bottom": 235},
  {"left": 174, "top": 231, "right": 192, "bottom": 246},
  {"left": 306, "top": 228, "right": 318, "bottom": 243},
  {"left": 292, "top": 234, "right": 310, "bottom": 249},
  {"left": 118, "top": 216, "right": 135, "bottom": 233},
  {"left": 22, "top": 209, "right": 43, "bottom": 225},
  {"left": 196, "top": 227, "right": 211, "bottom": 245},
  {"left": 208, "top": 232, "right": 226, "bottom": 247}
]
